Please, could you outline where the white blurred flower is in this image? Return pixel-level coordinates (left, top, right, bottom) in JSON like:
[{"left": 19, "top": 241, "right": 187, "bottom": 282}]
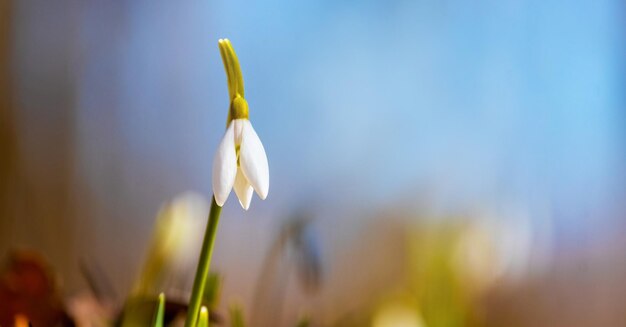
[
  {"left": 373, "top": 301, "right": 425, "bottom": 327},
  {"left": 133, "top": 192, "right": 209, "bottom": 300},
  {"left": 212, "top": 98, "right": 269, "bottom": 210}
]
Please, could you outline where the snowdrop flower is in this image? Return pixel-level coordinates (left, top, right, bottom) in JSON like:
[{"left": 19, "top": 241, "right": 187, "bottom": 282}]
[{"left": 212, "top": 39, "right": 269, "bottom": 210}]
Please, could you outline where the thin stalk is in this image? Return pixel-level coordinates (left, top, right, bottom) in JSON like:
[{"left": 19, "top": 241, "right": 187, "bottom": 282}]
[{"left": 184, "top": 196, "right": 222, "bottom": 327}]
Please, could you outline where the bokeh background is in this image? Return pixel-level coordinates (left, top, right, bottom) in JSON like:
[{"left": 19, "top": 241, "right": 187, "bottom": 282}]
[{"left": 0, "top": 0, "right": 625, "bottom": 326}]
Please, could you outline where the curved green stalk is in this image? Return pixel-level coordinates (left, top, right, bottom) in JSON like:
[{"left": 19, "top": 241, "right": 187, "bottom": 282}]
[
  {"left": 219, "top": 39, "right": 244, "bottom": 98},
  {"left": 219, "top": 39, "right": 246, "bottom": 126},
  {"left": 225, "top": 41, "right": 244, "bottom": 97},
  {"left": 184, "top": 197, "right": 222, "bottom": 327},
  {"left": 218, "top": 40, "right": 236, "bottom": 100}
]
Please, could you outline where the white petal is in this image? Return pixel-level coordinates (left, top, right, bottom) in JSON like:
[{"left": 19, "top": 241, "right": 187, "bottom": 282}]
[
  {"left": 212, "top": 122, "right": 237, "bottom": 206},
  {"left": 233, "top": 118, "right": 245, "bottom": 146},
  {"left": 233, "top": 167, "right": 254, "bottom": 210},
  {"left": 239, "top": 120, "right": 269, "bottom": 199}
]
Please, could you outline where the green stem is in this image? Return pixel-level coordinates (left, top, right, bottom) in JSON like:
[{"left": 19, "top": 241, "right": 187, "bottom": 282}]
[{"left": 185, "top": 196, "right": 222, "bottom": 327}]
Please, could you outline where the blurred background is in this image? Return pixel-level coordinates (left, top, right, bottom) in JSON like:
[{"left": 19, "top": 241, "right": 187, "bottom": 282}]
[{"left": 0, "top": 0, "right": 625, "bottom": 326}]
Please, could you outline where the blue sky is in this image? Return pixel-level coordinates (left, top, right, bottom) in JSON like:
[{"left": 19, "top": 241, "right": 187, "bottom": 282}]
[{"left": 75, "top": 0, "right": 624, "bottom": 239}]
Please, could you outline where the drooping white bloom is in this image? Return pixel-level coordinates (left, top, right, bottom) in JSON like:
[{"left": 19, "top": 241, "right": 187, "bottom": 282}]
[{"left": 212, "top": 117, "right": 269, "bottom": 210}]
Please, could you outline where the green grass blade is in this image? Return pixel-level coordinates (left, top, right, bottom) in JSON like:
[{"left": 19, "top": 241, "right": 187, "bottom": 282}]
[
  {"left": 152, "top": 293, "right": 165, "bottom": 327},
  {"left": 197, "top": 306, "right": 209, "bottom": 327}
]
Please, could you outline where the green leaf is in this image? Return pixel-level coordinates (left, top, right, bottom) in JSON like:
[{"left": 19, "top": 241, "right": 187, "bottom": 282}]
[
  {"left": 152, "top": 293, "right": 165, "bottom": 327},
  {"left": 196, "top": 306, "right": 209, "bottom": 327}
]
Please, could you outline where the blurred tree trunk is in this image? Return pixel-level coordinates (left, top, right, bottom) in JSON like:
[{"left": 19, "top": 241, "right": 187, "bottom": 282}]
[
  {"left": 0, "top": 0, "right": 18, "bottom": 254},
  {"left": 0, "top": 0, "right": 80, "bottom": 294}
]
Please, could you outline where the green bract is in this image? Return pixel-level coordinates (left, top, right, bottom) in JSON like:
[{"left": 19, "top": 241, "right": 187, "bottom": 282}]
[{"left": 230, "top": 96, "right": 249, "bottom": 121}]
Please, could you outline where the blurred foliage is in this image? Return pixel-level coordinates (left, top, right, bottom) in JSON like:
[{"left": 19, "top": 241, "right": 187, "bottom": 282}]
[
  {"left": 229, "top": 305, "right": 246, "bottom": 327},
  {"left": 295, "top": 315, "right": 310, "bottom": 327},
  {"left": 202, "top": 272, "right": 222, "bottom": 311},
  {"left": 0, "top": 250, "right": 74, "bottom": 327},
  {"left": 410, "top": 222, "right": 476, "bottom": 327}
]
